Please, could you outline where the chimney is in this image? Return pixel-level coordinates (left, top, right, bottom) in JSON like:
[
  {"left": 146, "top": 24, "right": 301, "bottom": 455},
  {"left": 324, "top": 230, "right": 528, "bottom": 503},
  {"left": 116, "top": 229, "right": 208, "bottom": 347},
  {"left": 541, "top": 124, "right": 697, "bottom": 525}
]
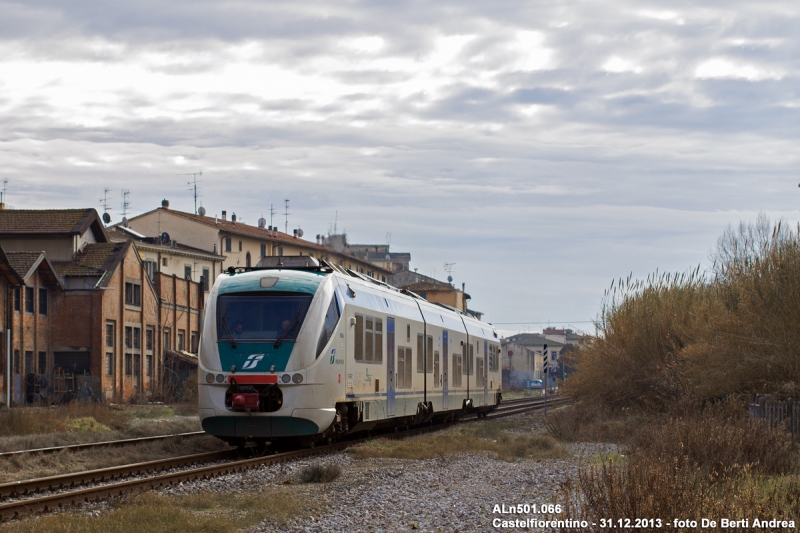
[
  {"left": 231, "top": 213, "right": 237, "bottom": 223},
  {"left": 221, "top": 210, "right": 227, "bottom": 221},
  {"left": 293, "top": 229, "right": 297, "bottom": 238},
  {"left": 162, "top": 199, "right": 169, "bottom": 209}
]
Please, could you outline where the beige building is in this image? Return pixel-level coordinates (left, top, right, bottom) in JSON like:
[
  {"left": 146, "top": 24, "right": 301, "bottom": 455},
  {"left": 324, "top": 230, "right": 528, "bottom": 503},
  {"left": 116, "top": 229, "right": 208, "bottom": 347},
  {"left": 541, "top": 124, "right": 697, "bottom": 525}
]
[{"left": 126, "top": 201, "right": 392, "bottom": 281}]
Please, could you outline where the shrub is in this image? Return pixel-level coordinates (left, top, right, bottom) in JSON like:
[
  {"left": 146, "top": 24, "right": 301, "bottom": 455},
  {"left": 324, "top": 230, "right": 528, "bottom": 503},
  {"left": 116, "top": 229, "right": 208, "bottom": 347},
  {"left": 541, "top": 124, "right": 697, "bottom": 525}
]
[{"left": 299, "top": 463, "right": 341, "bottom": 483}]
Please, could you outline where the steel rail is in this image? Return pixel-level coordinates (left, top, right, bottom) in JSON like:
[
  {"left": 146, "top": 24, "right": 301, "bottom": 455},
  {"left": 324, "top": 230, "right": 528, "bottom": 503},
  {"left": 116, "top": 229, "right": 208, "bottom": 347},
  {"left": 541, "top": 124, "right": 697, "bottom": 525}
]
[
  {"left": 0, "top": 432, "right": 207, "bottom": 458},
  {"left": 0, "top": 395, "right": 566, "bottom": 522}
]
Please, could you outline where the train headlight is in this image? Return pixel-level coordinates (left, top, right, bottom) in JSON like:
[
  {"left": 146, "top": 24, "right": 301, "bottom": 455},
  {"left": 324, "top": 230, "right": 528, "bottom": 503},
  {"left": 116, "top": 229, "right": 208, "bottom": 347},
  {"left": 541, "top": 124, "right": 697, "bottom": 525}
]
[
  {"left": 292, "top": 373, "right": 303, "bottom": 384},
  {"left": 215, "top": 374, "right": 225, "bottom": 383},
  {"left": 205, "top": 373, "right": 215, "bottom": 383},
  {"left": 281, "top": 374, "right": 291, "bottom": 383}
]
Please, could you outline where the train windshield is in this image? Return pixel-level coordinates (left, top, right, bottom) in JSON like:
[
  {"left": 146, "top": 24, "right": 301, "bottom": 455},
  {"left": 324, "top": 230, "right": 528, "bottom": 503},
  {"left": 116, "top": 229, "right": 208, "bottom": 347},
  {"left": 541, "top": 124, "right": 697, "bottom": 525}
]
[{"left": 217, "top": 293, "right": 313, "bottom": 343}]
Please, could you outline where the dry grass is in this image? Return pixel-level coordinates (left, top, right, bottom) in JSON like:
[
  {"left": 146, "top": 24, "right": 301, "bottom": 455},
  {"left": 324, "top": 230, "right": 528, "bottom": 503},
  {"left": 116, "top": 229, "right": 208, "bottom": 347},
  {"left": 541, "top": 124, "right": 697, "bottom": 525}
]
[
  {"left": 561, "top": 409, "right": 800, "bottom": 530},
  {"left": 350, "top": 417, "right": 566, "bottom": 462},
  {"left": 566, "top": 216, "right": 800, "bottom": 412},
  {"left": 544, "top": 403, "right": 644, "bottom": 443},
  {"left": 1, "top": 488, "right": 320, "bottom": 533},
  {"left": 0, "top": 404, "right": 130, "bottom": 438},
  {"left": 0, "top": 433, "right": 227, "bottom": 483}
]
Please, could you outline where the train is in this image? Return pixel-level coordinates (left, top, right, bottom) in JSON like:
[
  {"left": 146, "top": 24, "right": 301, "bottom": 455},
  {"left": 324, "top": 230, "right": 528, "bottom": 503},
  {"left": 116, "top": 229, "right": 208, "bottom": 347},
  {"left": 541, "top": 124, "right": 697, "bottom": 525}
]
[{"left": 198, "top": 256, "right": 502, "bottom": 447}]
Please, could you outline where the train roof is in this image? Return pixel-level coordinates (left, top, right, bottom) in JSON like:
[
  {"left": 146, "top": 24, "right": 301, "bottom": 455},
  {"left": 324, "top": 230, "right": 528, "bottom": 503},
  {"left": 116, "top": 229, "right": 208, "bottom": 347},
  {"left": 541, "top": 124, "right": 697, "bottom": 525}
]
[{"left": 222, "top": 258, "right": 498, "bottom": 338}]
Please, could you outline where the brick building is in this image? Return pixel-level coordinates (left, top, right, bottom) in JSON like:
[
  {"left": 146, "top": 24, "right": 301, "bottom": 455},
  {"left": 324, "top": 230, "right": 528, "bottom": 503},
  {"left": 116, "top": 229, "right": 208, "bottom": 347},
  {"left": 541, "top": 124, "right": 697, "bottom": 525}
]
[{"left": 0, "top": 208, "right": 204, "bottom": 405}]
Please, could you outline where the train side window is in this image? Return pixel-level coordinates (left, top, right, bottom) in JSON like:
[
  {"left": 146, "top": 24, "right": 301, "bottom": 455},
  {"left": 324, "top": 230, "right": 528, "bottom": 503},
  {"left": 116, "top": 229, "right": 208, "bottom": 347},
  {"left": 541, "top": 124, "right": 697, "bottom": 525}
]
[
  {"left": 416, "top": 334, "right": 424, "bottom": 373},
  {"left": 407, "top": 324, "right": 411, "bottom": 342},
  {"left": 316, "top": 296, "right": 341, "bottom": 358},
  {"left": 476, "top": 358, "right": 484, "bottom": 385},
  {"left": 452, "top": 353, "right": 462, "bottom": 387},
  {"left": 397, "top": 347, "right": 412, "bottom": 388},
  {"left": 374, "top": 319, "right": 383, "bottom": 363},
  {"left": 434, "top": 351, "right": 440, "bottom": 386},
  {"left": 468, "top": 344, "right": 474, "bottom": 376},
  {"left": 354, "top": 315, "right": 364, "bottom": 361},
  {"left": 427, "top": 336, "right": 433, "bottom": 373},
  {"left": 462, "top": 343, "right": 468, "bottom": 376},
  {"left": 365, "top": 318, "right": 374, "bottom": 362}
]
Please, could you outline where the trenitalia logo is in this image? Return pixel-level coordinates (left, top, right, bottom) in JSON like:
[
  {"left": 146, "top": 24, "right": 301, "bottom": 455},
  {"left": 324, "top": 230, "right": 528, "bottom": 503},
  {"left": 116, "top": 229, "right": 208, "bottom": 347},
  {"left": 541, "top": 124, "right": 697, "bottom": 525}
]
[{"left": 242, "top": 354, "right": 265, "bottom": 370}]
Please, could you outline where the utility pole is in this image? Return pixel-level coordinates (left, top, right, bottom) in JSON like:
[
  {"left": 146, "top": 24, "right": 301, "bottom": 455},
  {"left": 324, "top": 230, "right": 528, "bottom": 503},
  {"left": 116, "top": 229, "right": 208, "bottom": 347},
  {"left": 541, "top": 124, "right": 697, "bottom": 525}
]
[{"left": 179, "top": 171, "right": 203, "bottom": 213}]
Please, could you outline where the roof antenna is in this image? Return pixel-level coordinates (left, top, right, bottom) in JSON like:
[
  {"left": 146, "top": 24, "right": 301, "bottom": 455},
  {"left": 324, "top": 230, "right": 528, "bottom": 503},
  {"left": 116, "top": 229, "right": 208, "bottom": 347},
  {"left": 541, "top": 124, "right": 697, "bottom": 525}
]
[
  {"left": 179, "top": 171, "right": 203, "bottom": 214},
  {"left": 334, "top": 210, "right": 338, "bottom": 234},
  {"left": 1, "top": 179, "right": 7, "bottom": 205},
  {"left": 284, "top": 199, "right": 290, "bottom": 235},
  {"left": 99, "top": 188, "right": 113, "bottom": 224},
  {"left": 121, "top": 189, "right": 131, "bottom": 218}
]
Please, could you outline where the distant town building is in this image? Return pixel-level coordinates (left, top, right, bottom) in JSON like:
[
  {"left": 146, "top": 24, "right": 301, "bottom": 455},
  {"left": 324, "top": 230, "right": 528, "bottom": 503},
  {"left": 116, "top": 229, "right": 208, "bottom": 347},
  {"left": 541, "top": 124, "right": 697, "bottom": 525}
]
[
  {"left": 349, "top": 242, "right": 411, "bottom": 272},
  {"left": 125, "top": 203, "right": 393, "bottom": 282},
  {"left": 389, "top": 270, "right": 482, "bottom": 319}
]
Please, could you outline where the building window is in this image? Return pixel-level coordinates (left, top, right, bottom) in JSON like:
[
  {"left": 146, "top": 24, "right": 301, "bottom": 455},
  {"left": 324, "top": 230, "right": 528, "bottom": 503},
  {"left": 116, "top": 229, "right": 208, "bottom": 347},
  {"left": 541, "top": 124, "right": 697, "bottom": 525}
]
[
  {"left": 125, "top": 353, "right": 132, "bottom": 376},
  {"left": 163, "top": 328, "right": 171, "bottom": 352},
  {"left": 191, "top": 331, "right": 198, "bottom": 353},
  {"left": 238, "top": 240, "right": 242, "bottom": 252},
  {"left": 225, "top": 237, "right": 231, "bottom": 252},
  {"left": 13, "top": 287, "right": 20, "bottom": 312},
  {"left": 260, "top": 243, "right": 266, "bottom": 257},
  {"left": 277, "top": 247, "right": 283, "bottom": 256},
  {"left": 124, "top": 282, "right": 141, "bottom": 306},
  {"left": 38, "top": 351, "right": 47, "bottom": 374},
  {"left": 184, "top": 265, "right": 192, "bottom": 280},
  {"left": 202, "top": 268, "right": 210, "bottom": 292},
  {"left": 133, "top": 353, "right": 141, "bottom": 376},
  {"left": 25, "top": 287, "right": 34, "bottom": 313},
  {"left": 146, "top": 354, "right": 153, "bottom": 377},
  {"left": 146, "top": 326, "right": 154, "bottom": 352},
  {"left": 125, "top": 326, "right": 133, "bottom": 349},
  {"left": 162, "top": 257, "right": 168, "bottom": 267},
  {"left": 38, "top": 288, "right": 48, "bottom": 316},
  {"left": 106, "top": 352, "right": 113, "bottom": 376},
  {"left": 178, "top": 330, "right": 185, "bottom": 352},
  {"left": 246, "top": 251, "right": 251, "bottom": 267},
  {"left": 133, "top": 327, "right": 141, "bottom": 350},
  {"left": 106, "top": 321, "right": 115, "bottom": 348}
]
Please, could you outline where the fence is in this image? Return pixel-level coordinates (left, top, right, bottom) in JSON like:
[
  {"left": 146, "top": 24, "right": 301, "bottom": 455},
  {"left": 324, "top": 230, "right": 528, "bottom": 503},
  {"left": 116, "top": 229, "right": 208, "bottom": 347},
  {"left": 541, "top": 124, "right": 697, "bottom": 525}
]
[{"left": 749, "top": 394, "right": 800, "bottom": 439}]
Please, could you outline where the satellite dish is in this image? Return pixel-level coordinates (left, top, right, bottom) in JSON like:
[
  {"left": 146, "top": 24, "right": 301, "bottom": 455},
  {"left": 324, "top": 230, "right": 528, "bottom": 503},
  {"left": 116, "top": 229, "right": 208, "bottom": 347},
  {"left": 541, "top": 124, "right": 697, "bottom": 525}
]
[
  {"left": 197, "top": 206, "right": 207, "bottom": 216},
  {"left": 258, "top": 217, "right": 266, "bottom": 229},
  {"left": 297, "top": 228, "right": 304, "bottom": 238},
  {"left": 122, "top": 217, "right": 128, "bottom": 228},
  {"left": 447, "top": 275, "right": 453, "bottom": 283},
  {"left": 161, "top": 232, "right": 170, "bottom": 243},
  {"left": 102, "top": 212, "right": 111, "bottom": 224}
]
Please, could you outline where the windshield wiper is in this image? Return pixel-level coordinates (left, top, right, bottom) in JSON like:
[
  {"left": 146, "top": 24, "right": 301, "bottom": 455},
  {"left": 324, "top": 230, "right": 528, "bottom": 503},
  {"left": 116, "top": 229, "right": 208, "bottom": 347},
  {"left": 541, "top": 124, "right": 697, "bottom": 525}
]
[
  {"left": 221, "top": 316, "right": 237, "bottom": 349},
  {"left": 274, "top": 309, "right": 301, "bottom": 349}
]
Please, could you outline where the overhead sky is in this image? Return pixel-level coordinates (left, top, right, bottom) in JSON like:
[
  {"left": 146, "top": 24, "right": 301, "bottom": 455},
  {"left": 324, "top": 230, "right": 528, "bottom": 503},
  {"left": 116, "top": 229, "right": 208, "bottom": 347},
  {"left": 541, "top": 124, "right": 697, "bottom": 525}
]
[{"left": 1, "top": 1, "right": 798, "bottom": 336}]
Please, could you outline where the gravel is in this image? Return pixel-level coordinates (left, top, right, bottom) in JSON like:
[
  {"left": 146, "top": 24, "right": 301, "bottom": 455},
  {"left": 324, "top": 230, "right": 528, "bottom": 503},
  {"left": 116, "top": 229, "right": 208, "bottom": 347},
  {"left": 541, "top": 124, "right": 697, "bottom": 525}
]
[{"left": 153, "top": 415, "right": 621, "bottom": 533}]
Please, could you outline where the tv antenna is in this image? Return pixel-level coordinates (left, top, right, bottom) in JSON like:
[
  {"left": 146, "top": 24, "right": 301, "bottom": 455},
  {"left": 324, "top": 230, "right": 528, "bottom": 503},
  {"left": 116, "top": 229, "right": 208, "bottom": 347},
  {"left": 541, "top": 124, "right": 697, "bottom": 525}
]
[
  {"left": 270, "top": 203, "right": 275, "bottom": 227},
  {"left": 385, "top": 232, "right": 392, "bottom": 246},
  {"left": 443, "top": 262, "right": 456, "bottom": 283},
  {"left": 99, "top": 188, "right": 113, "bottom": 224},
  {"left": 284, "top": 199, "right": 290, "bottom": 235},
  {"left": 121, "top": 189, "right": 131, "bottom": 218},
  {"left": 1, "top": 179, "right": 7, "bottom": 205},
  {"left": 179, "top": 171, "right": 203, "bottom": 213}
]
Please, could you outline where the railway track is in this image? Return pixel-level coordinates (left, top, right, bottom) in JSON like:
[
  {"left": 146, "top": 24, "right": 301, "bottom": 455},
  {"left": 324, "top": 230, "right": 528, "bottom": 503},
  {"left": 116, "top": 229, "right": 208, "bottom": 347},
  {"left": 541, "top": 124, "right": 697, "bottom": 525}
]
[
  {"left": 0, "top": 432, "right": 207, "bottom": 458},
  {"left": 0, "top": 394, "right": 567, "bottom": 522}
]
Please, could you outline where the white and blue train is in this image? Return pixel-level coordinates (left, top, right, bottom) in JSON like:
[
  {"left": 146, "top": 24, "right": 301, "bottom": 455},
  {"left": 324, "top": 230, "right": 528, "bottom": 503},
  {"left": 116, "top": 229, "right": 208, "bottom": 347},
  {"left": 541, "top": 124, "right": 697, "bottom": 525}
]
[{"left": 198, "top": 257, "right": 503, "bottom": 447}]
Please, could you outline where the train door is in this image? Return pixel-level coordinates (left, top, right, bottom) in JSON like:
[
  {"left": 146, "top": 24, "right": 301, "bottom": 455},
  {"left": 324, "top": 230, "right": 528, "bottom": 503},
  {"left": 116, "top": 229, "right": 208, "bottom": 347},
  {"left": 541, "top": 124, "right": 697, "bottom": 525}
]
[
  {"left": 387, "top": 317, "right": 396, "bottom": 417},
  {"left": 483, "top": 340, "right": 488, "bottom": 405},
  {"left": 442, "top": 330, "right": 449, "bottom": 410}
]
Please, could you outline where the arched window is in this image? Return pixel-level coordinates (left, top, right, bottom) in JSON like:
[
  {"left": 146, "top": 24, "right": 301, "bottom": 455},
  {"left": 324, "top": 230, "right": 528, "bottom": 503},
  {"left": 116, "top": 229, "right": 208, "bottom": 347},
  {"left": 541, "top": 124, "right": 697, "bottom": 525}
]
[{"left": 246, "top": 251, "right": 251, "bottom": 267}]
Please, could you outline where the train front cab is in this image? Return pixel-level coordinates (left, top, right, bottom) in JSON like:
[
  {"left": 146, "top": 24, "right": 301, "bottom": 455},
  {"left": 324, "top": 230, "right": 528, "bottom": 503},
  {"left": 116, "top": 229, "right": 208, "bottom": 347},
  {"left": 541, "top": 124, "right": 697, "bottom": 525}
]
[{"left": 198, "top": 269, "right": 344, "bottom": 446}]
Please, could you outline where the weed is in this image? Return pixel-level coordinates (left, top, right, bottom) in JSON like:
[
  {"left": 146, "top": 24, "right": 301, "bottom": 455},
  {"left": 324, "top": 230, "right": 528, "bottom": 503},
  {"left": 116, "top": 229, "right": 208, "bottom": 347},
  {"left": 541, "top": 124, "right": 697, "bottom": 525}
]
[{"left": 299, "top": 463, "right": 342, "bottom": 483}]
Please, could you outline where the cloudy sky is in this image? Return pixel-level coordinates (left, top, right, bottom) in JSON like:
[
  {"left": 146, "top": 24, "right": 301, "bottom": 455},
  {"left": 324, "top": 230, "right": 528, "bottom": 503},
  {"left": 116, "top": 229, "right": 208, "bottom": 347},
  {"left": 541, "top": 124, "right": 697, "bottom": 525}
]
[{"left": 1, "top": 1, "right": 798, "bottom": 335}]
